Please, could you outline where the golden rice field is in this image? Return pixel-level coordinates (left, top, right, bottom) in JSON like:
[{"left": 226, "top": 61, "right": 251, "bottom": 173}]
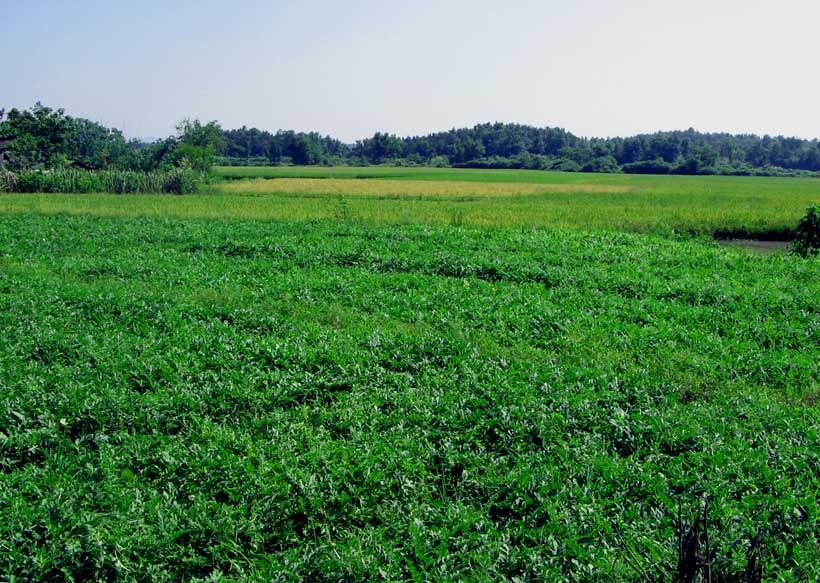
[{"left": 219, "top": 177, "right": 634, "bottom": 198}]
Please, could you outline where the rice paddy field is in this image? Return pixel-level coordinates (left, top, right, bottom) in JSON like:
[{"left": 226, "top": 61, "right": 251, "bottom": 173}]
[
  {"left": 1, "top": 168, "right": 819, "bottom": 581},
  {"left": 0, "top": 166, "right": 818, "bottom": 237}
]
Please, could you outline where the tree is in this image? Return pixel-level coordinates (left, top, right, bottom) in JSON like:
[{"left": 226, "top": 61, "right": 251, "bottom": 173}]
[
  {"left": 355, "top": 132, "right": 403, "bottom": 163},
  {"left": 67, "top": 118, "right": 130, "bottom": 170},
  {"left": 290, "top": 135, "right": 322, "bottom": 165},
  {"left": 176, "top": 119, "right": 227, "bottom": 152},
  {"left": 169, "top": 119, "right": 227, "bottom": 171},
  {"left": 0, "top": 103, "right": 72, "bottom": 169}
]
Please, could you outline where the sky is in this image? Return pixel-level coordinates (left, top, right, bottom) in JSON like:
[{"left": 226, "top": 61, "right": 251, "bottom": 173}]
[{"left": 2, "top": 0, "right": 819, "bottom": 142}]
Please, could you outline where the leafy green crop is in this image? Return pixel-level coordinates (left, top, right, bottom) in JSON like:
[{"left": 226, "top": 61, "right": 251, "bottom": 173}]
[{"left": 0, "top": 215, "right": 818, "bottom": 581}]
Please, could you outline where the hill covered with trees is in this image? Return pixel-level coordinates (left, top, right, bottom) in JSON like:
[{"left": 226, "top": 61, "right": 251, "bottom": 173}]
[
  {"left": 3, "top": 103, "right": 819, "bottom": 177},
  {"left": 221, "top": 122, "right": 820, "bottom": 176}
]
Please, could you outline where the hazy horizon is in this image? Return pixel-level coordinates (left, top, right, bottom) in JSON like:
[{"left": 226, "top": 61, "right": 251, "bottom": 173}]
[{"left": 3, "top": 0, "right": 819, "bottom": 142}]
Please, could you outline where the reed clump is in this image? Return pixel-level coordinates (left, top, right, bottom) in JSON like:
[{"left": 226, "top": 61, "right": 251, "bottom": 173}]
[{"left": 0, "top": 168, "right": 200, "bottom": 194}]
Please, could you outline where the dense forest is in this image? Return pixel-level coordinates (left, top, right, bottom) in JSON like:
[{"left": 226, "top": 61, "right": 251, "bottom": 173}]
[
  {"left": 221, "top": 123, "right": 820, "bottom": 176},
  {"left": 3, "top": 103, "right": 820, "bottom": 177}
]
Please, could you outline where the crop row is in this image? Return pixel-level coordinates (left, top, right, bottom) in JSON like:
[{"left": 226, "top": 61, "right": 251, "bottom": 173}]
[{"left": 0, "top": 215, "right": 817, "bottom": 581}]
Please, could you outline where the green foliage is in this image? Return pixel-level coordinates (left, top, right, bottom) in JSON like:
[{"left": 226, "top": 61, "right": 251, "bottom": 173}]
[
  {"left": 5, "top": 104, "right": 820, "bottom": 177},
  {"left": 224, "top": 121, "right": 819, "bottom": 175},
  {"left": 0, "top": 215, "right": 818, "bottom": 581},
  {"left": 353, "top": 132, "right": 404, "bottom": 163},
  {"left": 66, "top": 117, "right": 131, "bottom": 170},
  {"left": 170, "top": 143, "right": 214, "bottom": 173},
  {"left": 214, "top": 155, "right": 274, "bottom": 167},
  {"left": 622, "top": 158, "right": 673, "bottom": 174},
  {"left": 222, "top": 127, "right": 349, "bottom": 166},
  {"left": 176, "top": 119, "right": 227, "bottom": 153},
  {"left": 0, "top": 169, "right": 19, "bottom": 192},
  {"left": 163, "top": 167, "right": 200, "bottom": 194},
  {"left": 428, "top": 155, "right": 450, "bottom": 168},
  {"left": 158, "top": 119, "right": 228, "bottom": 172},
  {"left": 0, "top": 102, "right": 73, "bottom": 169},
  {"left": 0, "top": 104, "right": 225, "bottom": 174},
  {"left": 454, "top": 154, "right": 556, "bottom": 171},
  {"left": 0, "top": 168, "right": 200, "bottom": 194},
  {"left": 581, "top": 155, "right": 621, "bottom": 173},
  {"left": 791, "top": 205, "right": 820, "bottom": 257},
  {"left": 290, "top": 135, "right": 323, "bottom": 165}
]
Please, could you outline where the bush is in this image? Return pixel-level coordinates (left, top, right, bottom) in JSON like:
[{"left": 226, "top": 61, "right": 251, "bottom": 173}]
[
  {"left": 161, "top": 167, "right": 199, "bottom": 194},
  {"left": 428, "top": 155, "right": 450, "bottom": 168},
  {"left": 214, "top": 156, "right": 272, "bottom": 167},
  {"left": 378, "top": 158, "right": 420, "bottom": 167},
  {"left": 0, "top": 169, "right": 21, "bottom": 192},
  {"left": 453, "top": 156, "right": 514, "bottom": 170},
  {"left": 549, "top": 159, "right": 582, "bottom": 172},
  {"left": 622, "top": 158, "right": 672, "bottom": 174},
  {"left": 791, "top": 205, "right": 820, "bottom": 257},
  {"left": 581, "top": 155, "right": 621, "bottom": 173}
]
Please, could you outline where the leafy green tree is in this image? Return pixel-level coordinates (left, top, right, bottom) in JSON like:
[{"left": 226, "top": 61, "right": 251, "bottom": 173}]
[
  {"left": 176, "top": 119, "right": 227, "bottom": 153},
  {"left": 291, "top": 135, "right": 322, "bottom": 165},
  {"left": 800, "top": 146, "right": 820, "bottom": 171},
  {"left": 67, "top": 118, "right": 130, "bottom": 170},
  {"left": 0, "top": 103, "right": 72, "bottom": 169},
  {"left": 165, "top": 119, "right": 227, "bottom": 171},
  {"left": 582, "top": 155, "right": 620, "bottom": 173},
  {"left": 355, "top": 133, "right": 403, "bottom": 164},
  {"left": 622, "top": 158, "right": 672, "bottom": 174},
  {"left": 558, "top": 146, "right": 593, "bottom": 165}
]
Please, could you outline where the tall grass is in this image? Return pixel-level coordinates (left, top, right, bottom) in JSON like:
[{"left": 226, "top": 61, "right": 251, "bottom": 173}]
[
  {"left": 0, "top": 169, "right": 20, "bottom": 192},
  {"left": 0, "top": 168, "right": 199, "bottom": 194}
]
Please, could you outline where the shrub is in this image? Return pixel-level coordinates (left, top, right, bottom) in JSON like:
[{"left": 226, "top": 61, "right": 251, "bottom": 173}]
[
  {"left": 0, "top": 169, "right": 20, "bottom": 192},
  {"left": 581, "top": 155, "right": 621, "bottom": 173},
  {"left": 378, "top": 158, "right": 420, "bottom": 167},
  {"left": 791, "top": 205, "right": 820, "bottom": 257},
  {"left": 214, "top": 156, "right": 272, "bottom": 167},
  {"left": 161, "top": 167, "right": 199, "bottom": 194},
  {"left": 549, "top": 159, "right": 582, "bottom": 172},
  {"left": 428, "top": 155, "right": 450, "bottom": 168},
  {"left": 622, "top": 158, "right": 672, "bottom": 174},
  {"left": 453, "top": 156, "right": 514, "bottom": 170}
]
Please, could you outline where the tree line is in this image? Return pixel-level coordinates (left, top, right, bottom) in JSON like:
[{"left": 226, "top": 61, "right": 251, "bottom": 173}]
[
  {"left": 3, "top": 103, "right": 820, "bottom": 176},
  {"left": 0, "top": 103, "right": 226, "bottom": 173},
  {"left": 223, "top": 123, "right": 820, "bottom": 176}
]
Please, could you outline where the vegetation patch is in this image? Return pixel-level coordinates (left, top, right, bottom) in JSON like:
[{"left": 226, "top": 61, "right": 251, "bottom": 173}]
[
  {"left": 219, "top": 177, "right": 634, "bottom": 198},
  {"left": 1, "top": 214, "right": 818, "bottom": 581},
  {"left": 2, "top": 167, "right": 817, "bottom": 241},
  {"left": 791, "top": 205, "right": 820, "bottom": 257},
  {"left": 0, "top": 168, "right": 200, "bottom": 194}
]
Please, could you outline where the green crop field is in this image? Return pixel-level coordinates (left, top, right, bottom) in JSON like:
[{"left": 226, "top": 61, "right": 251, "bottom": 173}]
[
  {"left": 1, "top": 169, "right": 819, "bottom": 581},
  {"left": 7, "top": 167, "right": 817, "bottom": 238}
]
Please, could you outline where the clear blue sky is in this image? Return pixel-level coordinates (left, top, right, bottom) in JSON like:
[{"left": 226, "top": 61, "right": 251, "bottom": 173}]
[{"left": 3, "top": 0, "right": 819, "bottom": 141}]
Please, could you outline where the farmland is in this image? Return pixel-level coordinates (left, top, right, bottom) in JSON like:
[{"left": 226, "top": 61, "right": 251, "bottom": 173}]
[
  {"left": 4, "top": 167, "right": 819, "bottom": 238},
  {"left": 1, "top": 169, "right": 819, "bottom": 581}
]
